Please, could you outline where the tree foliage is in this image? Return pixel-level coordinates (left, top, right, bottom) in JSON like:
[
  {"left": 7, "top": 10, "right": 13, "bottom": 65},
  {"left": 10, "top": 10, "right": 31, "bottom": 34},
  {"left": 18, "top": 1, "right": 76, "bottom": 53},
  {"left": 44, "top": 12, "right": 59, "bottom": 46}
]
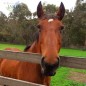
[
  {"left": 43, "top": 4, "right": 57, "bottom": 14},
  {"left": 10, "top": 3, "right": 32, "bottom": 20},
  {"left": 62, "top": 0, "right": 86, "bottom": 48}
]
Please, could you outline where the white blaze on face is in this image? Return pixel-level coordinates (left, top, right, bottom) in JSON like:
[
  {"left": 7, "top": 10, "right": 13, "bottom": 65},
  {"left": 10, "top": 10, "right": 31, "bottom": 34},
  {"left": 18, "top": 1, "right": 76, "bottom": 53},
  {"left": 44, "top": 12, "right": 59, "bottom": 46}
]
[{"left": 48, "top": 19, "right": 54, "bottom": 23}]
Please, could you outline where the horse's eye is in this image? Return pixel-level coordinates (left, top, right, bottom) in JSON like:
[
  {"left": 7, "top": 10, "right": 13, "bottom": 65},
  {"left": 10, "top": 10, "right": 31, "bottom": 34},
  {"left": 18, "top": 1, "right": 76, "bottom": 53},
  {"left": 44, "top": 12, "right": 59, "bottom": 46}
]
[
  {"left": 61, "top": 26, "right": 64, "bottom": 30},
  {"left": 37, "top": 25, "right": 41, "bottom": 32}
]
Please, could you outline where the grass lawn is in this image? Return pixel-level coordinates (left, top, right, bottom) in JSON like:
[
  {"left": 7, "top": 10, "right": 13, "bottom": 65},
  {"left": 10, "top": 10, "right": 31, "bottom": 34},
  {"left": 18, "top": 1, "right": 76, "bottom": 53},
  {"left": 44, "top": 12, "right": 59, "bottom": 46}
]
[
  {"left": 59, "top": 48, "right": 86, "bottom": 58},
  {"left": 51, "top": 67, "right": 86, "bottom": 86},
  {"left": 0, "top": 43, "right": 25, "bottom": 51},
  {"left": 0, "top": 43, "right": 86, "bottom": 86}
]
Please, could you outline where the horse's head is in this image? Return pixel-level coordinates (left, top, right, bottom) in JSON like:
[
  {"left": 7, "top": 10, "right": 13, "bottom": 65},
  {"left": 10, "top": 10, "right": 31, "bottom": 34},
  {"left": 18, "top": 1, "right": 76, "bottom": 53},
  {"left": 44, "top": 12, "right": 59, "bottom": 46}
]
[{"left": 37, "top": 1, "right": 65, "bottom": 76}]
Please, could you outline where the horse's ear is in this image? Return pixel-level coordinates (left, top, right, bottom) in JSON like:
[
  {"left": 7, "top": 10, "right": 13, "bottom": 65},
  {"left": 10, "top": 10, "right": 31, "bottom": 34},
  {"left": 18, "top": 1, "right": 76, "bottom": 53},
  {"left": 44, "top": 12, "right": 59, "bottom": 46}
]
[
  {"left": 57, "top": 2, "right": 65, "bottom": 20},
  {"left": 37, "top": 1, "right": 44, "bottom": 18}
]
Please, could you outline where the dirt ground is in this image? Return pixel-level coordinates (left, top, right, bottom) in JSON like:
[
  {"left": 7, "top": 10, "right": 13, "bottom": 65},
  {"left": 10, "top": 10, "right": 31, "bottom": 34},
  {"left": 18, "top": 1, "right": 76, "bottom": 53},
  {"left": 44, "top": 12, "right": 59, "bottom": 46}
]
[{"left": 68, "top": 71, "right": 86, "bottom": 83}]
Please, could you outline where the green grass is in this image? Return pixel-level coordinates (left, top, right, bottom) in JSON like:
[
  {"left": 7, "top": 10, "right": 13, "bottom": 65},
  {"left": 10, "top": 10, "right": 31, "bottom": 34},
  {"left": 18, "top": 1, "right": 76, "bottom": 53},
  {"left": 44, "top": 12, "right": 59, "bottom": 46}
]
[
  {"left": 0, "top": 43, "right": 25, "bottom": 51},
  {"left": 60, "top": 48, "right": 86, "bottom": 58},
  {"left": 51, "top": 67, "right": 86, "bottom": 86},
  {"left": 0, "top": 43, "right": 86, "bottom": 86},
  {"left": 51, "top": 67, "right": 70, "bottom": 86}
]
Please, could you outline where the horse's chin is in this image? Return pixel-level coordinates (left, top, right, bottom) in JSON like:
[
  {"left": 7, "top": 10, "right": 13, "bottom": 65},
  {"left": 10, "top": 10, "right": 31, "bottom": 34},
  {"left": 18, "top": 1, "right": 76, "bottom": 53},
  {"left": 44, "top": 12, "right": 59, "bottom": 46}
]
[
  {"left": 44, "top": 71, "right": 56, "bottom": 76},
  {"left": 41, "top": 68, "right": 56, "bottom": 76}
]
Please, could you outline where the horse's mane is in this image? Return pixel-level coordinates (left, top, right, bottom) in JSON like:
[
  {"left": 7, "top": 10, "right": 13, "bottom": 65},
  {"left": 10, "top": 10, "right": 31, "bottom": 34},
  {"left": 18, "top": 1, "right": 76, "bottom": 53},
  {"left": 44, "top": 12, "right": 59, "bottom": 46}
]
[
  {"left": 24, "top": 29, "right": 40, "bottom": 52},
  {"left": 24, "top": 45, "right": 31, "bottom": 52},
  {"left": 33, "top": 31, "right": 39, "bottom": 42}
]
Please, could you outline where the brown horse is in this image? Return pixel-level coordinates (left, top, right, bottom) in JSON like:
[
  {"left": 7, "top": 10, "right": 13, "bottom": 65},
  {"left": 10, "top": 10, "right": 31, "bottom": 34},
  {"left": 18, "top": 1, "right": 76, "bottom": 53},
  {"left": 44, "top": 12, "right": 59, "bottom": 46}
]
[{"left": 0, "top": 1, "right": 65, "bottom": 86}]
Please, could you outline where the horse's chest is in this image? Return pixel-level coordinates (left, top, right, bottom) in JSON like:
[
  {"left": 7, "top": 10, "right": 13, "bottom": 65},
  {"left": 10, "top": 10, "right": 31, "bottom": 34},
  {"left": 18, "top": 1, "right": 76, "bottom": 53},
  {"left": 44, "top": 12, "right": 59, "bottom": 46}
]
[{"left": 17, "top": 62, "right": 43, "bottom": 83}]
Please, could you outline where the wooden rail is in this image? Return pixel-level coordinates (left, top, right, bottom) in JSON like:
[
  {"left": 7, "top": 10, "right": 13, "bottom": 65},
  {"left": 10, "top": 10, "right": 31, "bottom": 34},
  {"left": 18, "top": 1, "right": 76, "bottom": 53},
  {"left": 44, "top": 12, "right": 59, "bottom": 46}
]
[
  {"left": 0, "top": 76, "right": 45, "bottom": 86},
  {"left": 0, "top": 50, "right": 86, "bottom": 69},
  {"left": 0, "top": 50, "right": 41, "bottom": 64},
  {"left": 60, "top": 56, "right": 86, "bottom": 69}
]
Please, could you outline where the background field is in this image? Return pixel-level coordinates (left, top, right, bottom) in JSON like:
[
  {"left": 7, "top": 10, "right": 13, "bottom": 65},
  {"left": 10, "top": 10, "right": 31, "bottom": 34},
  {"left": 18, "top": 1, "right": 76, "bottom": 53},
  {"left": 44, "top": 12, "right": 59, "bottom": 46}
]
[{"left": 0, "top": 43, "right": 86, "bottom": 86}]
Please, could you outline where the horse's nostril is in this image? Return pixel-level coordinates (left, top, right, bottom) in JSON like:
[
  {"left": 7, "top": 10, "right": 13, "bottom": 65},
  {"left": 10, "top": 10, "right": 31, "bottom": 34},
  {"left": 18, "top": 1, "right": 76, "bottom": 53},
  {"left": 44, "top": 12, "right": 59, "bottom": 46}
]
[
  {"left": 41, "top": 56, "right": 60, "bottom": 66},
  {"left": 41, "top": 58, "right": 59, "bottom": 67}
]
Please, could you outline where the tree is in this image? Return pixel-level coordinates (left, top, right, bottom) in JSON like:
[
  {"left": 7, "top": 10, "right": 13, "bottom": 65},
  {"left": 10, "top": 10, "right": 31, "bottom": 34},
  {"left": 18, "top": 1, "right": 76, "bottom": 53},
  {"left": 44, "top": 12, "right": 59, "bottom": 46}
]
[
  {"left": 71, "top": 1, "right": 86, "bottom": 46},
  {"left": 0, "top": 11, "right": 7, "bottom": 31},
  {"left": 6, "top": 3, "right": 33, "bottom": 44},
  {"left": 62, "top": 10, "right": 74, "bottom": 47},
  {"left": 10, "top": 3, "right": 32, "bottom": 20},
  {"left": 0, "top": 11, "right": 7, "bottom": 42},
  {"left": 33, "top": 12, "right": 37, "bottom": 18},
  {"left": 44, "top": 4, "right": 57, "bottom": 14}
]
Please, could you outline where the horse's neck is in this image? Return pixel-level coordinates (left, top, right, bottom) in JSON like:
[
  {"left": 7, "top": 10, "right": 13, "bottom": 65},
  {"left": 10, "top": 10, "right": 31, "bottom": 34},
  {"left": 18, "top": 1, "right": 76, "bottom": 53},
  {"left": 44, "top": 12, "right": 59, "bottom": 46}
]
[
  {"left": 28, "top": 41, "right": 41, "bottom": 54},
  {"left": 25, "top": 42, "right": 51, "bottom": 85}
]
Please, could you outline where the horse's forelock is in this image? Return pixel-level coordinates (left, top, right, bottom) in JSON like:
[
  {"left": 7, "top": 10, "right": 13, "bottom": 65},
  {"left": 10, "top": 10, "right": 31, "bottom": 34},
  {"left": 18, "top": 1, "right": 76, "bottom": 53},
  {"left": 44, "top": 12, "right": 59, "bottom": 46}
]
[{"left": 42, "top": 14, "right": 59, "bottom": 20}]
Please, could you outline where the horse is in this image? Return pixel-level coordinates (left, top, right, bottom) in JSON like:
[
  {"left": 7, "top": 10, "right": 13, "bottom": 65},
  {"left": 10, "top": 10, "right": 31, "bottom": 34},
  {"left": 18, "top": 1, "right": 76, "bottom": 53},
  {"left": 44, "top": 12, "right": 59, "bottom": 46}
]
[{"left": 0, "top": 1, "right": 65, "bottom": 86}]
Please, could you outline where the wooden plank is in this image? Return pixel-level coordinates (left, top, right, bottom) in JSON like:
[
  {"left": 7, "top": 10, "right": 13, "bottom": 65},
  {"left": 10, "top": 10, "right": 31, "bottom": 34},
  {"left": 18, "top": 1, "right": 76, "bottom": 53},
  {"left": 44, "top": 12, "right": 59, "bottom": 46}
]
[
  {"left": 60, "top": 56, "right": 86, "bottom": 69},
  {"left": 0, "top": 76, "right": 45, "bottom": 86},
  {"left": 0, "top": 50, "right": 41, "bottom": 64},
  {"left": 0, "top": 50, "right": 86, "bottom": 69}
]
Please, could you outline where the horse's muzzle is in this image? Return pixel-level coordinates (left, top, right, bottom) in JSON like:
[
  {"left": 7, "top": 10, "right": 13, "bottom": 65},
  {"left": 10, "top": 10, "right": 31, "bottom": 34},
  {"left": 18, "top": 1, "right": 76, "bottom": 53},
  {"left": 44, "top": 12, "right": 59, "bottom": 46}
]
[{"left": 41, "top": 57, "right": 60, "bottom": 76}]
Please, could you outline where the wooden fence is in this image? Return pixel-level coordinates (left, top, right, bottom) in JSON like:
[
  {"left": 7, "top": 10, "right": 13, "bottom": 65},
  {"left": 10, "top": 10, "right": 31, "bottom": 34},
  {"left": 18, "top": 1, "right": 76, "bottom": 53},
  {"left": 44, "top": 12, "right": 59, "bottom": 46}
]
[
  {"left": 0, "top": 50, "right": 86, "bottom": 86},
  {"left": 0, "top": 50, "right": 43, "bottom": 86},
  {"left": 60, "top": 56, "right": 86, "bottom": 69},
  {"left": 0, "top": 76, "right": 44, "bottom": 86}
]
